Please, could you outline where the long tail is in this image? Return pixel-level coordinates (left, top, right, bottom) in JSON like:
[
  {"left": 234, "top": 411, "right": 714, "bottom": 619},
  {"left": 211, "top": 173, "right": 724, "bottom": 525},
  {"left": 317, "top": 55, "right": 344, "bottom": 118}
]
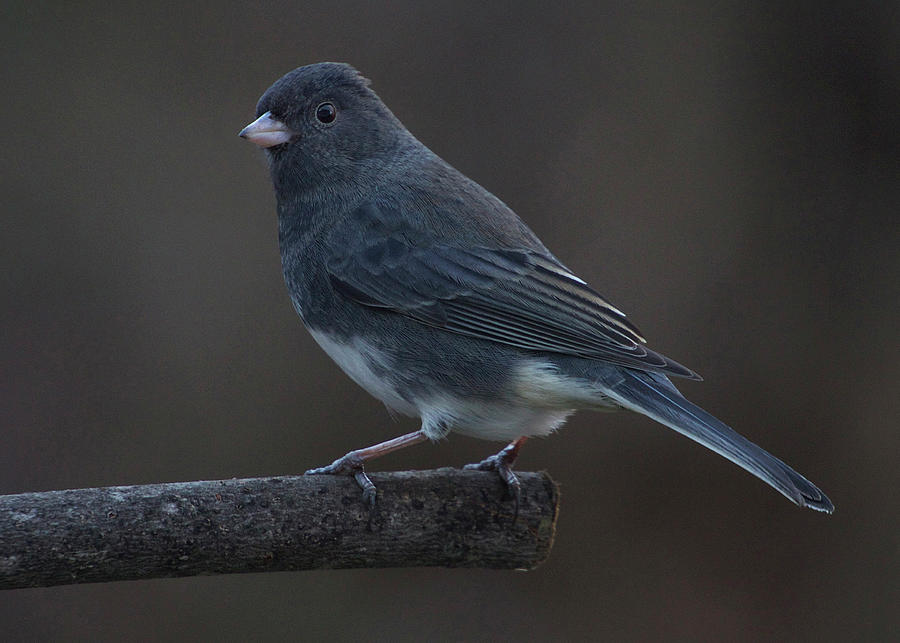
[{"left": 595, "top": 368, "right": 834, "bottom": 513}]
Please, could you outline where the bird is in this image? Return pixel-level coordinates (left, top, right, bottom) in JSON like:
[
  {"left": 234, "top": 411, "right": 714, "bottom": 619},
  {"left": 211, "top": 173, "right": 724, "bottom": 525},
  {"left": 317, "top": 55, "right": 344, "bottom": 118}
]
[{"left": 239, "top": 62, "right": 833, "bottom": 513}]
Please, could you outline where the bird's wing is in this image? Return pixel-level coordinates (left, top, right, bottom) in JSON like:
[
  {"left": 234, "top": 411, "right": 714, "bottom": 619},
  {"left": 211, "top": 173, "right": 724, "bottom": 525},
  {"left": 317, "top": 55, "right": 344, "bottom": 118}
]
[{"left": 326, "top": 203, "right": 699, "bottom": 379}]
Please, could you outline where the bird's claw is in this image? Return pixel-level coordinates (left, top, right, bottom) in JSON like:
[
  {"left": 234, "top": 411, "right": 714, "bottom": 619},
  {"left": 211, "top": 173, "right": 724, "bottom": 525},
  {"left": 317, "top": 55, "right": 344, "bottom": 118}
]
[
  {"left": 306, "top": 453, "right": 377, "bottom": 508},
  {"left": 464, "top": 451, "right": 522, "bottom": 516},
  {"left": 354, "top": 470, "right": 377, "bottom": 508}
]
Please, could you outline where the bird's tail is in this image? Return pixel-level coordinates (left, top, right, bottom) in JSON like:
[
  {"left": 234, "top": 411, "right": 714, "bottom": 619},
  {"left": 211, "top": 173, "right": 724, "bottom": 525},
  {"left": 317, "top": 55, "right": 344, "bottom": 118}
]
[{"left": 594, "top": 368, "right": 834, "bottom": 513}]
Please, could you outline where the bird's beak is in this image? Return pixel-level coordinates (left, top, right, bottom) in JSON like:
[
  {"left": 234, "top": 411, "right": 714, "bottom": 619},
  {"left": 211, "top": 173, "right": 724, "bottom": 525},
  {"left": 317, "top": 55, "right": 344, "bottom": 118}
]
[{"left": 239, "top": 111, "right": 295, "bottom": 148}]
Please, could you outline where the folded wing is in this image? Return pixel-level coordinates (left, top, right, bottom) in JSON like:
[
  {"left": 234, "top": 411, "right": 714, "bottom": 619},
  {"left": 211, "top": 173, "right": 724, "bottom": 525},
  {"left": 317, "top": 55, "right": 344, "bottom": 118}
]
[{"left": 327, "top": 203, "right": 700, "bottom": 379}]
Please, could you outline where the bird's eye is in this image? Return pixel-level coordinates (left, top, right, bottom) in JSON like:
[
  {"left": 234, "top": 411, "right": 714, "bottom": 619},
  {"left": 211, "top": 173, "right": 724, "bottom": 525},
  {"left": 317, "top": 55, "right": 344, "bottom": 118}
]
[{"left": 315, "top": 102, "right": 337, "bottom": 124}]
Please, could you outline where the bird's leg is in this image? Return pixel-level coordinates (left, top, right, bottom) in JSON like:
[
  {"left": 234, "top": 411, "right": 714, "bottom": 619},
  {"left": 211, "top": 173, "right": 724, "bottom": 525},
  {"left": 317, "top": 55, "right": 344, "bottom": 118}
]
[
  {"left": 305, "top": 430, "right": 428, "bottom": 507},
  {"left": 464, "top": 437, "right": 529, "bottom": 507}
]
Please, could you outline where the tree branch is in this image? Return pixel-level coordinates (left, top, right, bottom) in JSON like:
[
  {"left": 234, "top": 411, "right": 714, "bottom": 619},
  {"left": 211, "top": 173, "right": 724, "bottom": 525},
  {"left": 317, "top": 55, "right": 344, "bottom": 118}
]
[{"left": 0, "top": 468, "right": 559, "bottom": 590}]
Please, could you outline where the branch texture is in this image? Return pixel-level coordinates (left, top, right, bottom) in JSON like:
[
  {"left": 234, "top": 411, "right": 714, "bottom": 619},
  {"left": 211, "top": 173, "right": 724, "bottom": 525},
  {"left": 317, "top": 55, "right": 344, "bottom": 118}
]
[{"left": 0, "top": 469, "right": 559, "bottom": 590}]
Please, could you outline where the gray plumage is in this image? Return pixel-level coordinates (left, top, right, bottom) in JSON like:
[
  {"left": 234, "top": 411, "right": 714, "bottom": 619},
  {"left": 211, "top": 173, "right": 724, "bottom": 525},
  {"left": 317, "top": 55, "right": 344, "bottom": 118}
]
[{"left": 240, "top": 62, "right": 833, "bottom": 513}]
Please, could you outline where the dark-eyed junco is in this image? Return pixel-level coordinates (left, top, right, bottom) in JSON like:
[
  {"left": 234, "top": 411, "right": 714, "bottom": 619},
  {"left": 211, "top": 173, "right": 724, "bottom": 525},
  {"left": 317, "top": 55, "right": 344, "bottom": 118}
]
[{"left": 240, "top": 62, "right": 833, "bottom": 513}]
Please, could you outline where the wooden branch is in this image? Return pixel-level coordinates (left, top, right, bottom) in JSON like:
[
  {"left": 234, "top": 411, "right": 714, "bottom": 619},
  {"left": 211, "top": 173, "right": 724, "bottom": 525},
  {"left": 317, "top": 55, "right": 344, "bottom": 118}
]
[{"left": 0, "top": 468, "right": 559, "bottom": 590}]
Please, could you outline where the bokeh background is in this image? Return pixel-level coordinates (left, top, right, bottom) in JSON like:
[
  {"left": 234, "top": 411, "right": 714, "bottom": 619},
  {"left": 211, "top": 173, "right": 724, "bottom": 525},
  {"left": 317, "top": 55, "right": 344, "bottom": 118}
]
[{"left": 2, "top": 2, "right": 897, "bottom": 641}]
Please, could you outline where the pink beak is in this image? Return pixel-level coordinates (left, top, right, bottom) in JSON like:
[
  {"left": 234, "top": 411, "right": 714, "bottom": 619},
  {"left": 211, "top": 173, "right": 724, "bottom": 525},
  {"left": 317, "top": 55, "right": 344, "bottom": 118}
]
[{"left": 239, "top": 111, "right": 295, "bottom": 148}]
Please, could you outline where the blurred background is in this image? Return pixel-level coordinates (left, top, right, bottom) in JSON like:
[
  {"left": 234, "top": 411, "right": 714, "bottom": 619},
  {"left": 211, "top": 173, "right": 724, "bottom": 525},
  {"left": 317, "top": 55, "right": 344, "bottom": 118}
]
[{"left": 2, "top": 1, "right": 897, "bottom": 641}]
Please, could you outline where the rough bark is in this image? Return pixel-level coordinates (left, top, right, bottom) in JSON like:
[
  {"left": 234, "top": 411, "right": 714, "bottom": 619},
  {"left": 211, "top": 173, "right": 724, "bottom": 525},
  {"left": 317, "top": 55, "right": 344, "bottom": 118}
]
[{"left": 0, "top": 469, "right": 559, "bottom": 590}]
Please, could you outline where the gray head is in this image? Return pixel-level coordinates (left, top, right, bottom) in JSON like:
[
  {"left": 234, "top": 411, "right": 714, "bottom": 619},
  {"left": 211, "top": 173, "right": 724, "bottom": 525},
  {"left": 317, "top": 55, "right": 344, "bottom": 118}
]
[{"left": 240, "top": 62, "right": 410, "bottom": 196}]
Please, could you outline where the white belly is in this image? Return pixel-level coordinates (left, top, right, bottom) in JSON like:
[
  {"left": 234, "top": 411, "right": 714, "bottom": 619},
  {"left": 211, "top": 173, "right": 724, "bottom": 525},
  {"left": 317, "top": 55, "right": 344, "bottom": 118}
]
[
  {"left": 308, "top": 329, "right": 418, "bottom": 417},
  {"left": 308, "top": 331, "right": 618, "bottom": 442}
]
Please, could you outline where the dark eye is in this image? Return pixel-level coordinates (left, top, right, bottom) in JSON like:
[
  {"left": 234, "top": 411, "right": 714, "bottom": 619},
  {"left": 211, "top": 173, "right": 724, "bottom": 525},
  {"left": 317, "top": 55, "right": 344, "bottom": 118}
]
[{"left": 315, "top": 102, "right": 337, "bottom": 124}]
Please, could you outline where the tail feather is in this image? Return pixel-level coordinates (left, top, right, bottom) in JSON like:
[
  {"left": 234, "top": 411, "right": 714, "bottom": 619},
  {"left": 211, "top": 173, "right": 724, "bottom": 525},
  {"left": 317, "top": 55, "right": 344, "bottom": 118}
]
[{"left": 598, "top": 369, "right": 834, "bottom": 513}]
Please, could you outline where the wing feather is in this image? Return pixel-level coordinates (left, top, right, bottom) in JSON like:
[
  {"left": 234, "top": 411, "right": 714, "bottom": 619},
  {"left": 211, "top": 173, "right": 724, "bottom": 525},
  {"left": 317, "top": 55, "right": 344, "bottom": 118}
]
[{"left": 327, "top": 204, "right": 700, "bottom": 379}]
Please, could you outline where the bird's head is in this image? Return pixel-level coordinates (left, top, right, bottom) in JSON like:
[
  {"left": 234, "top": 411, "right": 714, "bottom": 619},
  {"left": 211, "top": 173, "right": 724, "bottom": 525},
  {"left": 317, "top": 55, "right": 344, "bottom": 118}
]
[{"left": 240, "top": 62, "right": 409, "bottom": 197}]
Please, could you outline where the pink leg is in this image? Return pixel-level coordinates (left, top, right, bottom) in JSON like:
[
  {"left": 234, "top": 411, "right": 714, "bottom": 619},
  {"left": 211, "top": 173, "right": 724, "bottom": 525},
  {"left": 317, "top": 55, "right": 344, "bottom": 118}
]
[{"left": 305, "top": 430, "right": 428, "bottom": 506}]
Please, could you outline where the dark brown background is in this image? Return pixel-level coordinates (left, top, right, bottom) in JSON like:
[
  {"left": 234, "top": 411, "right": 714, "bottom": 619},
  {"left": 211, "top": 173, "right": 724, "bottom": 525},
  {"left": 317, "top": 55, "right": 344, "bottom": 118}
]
[{"left": 2, "top": 2, "right": 897, "bottom": 641}]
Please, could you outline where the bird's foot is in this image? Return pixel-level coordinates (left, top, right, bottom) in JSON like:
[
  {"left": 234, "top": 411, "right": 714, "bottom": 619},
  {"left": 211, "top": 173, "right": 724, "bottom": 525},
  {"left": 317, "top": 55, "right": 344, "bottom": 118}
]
[
  {"left": 303, "top": 431, "right": 430, "bottom": 509},
  {"left": 306, "top": 454, "right": 377, "bottom": 508},
  {"left": 464, "top": 442, "right": 524, "bottom": 511}
]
